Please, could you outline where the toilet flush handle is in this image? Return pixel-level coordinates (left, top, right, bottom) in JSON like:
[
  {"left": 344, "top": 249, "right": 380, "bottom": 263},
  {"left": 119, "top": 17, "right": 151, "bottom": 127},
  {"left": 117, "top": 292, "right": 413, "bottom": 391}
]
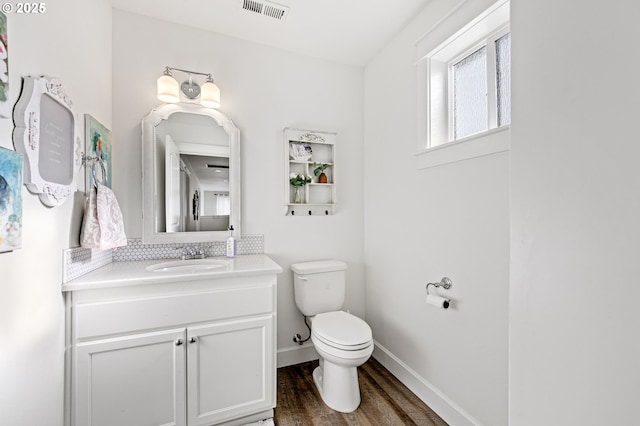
[{"left": 298, "top": 276, "right": 309, "bottom": 281}]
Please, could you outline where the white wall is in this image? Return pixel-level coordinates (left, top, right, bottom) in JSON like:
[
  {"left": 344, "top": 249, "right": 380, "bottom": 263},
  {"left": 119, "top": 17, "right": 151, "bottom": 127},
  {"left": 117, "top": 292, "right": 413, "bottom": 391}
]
[
  {"left": 364, "top": 1, "right": 509, "bottom": 425},
  {"left": 5, "top": 2, "right": 636, "bottom": 425},
  {"left": 0, "top": 1, "right": 112, "bottom": 425},
  {"left": 510, "top": 0, "right": 640, "bottom": 424},
  {"left": 111, "top": 10, "right": 365, "bottom": 363}
]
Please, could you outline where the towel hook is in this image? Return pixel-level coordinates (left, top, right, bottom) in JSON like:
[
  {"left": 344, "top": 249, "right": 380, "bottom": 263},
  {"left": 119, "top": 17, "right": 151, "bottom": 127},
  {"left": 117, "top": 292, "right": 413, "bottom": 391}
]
[
  {"left": 91, "top": 158, "right": 107, "bottom": 188},
  {"left": 82, "top": 153, "right": 107, "bottom": 189}
]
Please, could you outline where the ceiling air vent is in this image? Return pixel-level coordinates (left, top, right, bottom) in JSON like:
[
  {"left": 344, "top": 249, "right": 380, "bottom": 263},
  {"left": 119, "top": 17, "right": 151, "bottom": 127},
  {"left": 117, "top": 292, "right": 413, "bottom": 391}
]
[{"left": 242, "top": 0, "right": 289, "bottom": 21}]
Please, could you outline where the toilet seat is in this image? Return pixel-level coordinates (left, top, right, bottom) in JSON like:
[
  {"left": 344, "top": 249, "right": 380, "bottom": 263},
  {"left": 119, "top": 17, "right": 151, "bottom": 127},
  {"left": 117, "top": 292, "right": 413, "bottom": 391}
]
[
  {"left": 312, "top": 311, "right": 372, "bottom": 351},
  {"left": 312, "top": 333, "right": 374, "bottom": 362},
  {"left": 313, "top": 332, "right": 373, "bottom": 352}
]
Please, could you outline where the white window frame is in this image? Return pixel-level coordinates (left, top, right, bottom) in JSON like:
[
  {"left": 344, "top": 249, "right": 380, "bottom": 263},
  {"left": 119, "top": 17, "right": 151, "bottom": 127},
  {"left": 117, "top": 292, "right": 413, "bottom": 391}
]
[
  {"left": 415, "top": 0, "right": 510, "bottom": 169},
  {"left": 448, "top": 26, "right": 510, "bottom": 139}
]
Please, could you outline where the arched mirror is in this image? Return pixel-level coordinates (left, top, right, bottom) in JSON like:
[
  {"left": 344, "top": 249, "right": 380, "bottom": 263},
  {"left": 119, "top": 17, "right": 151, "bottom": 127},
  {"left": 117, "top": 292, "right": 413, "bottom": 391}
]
[{"left": 141, "top": 103, "right": 240, "bottom": 244}]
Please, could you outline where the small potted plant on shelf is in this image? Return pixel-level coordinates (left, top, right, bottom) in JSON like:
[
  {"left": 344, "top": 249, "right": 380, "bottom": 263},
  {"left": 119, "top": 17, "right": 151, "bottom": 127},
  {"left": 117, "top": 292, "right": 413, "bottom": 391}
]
[
  {"left": 289, "top": 173, "right": 312, "bottom": 203},
  {"left": 312, "top": 162, "right": 330, "bottom": 183}
]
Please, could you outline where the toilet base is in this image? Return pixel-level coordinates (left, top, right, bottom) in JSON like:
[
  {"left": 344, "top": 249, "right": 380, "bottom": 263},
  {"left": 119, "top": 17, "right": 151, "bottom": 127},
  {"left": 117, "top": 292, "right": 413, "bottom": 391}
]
[{"left": 312, "top": 360, "right": 361, "bottom": 413}]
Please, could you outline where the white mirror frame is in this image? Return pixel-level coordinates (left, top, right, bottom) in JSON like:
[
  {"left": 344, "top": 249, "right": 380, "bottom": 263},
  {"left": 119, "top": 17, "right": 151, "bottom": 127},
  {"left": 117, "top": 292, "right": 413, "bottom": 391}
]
[
  {"left": 13, "top": 76, "right": 78, "bottom": 207},
  {"left": 141, "top": 103, "right": 241, "bottom": 244}
]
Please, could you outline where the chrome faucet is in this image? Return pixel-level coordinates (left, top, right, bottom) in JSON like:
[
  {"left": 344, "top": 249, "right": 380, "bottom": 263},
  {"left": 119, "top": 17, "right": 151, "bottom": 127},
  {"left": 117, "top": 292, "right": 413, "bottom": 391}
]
[{"left": 180, "top": 246, "right": 205, "bottom": 260}]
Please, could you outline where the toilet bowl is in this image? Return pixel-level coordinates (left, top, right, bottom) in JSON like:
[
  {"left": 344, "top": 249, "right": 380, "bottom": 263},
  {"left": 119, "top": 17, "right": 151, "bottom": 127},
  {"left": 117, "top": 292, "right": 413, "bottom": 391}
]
[
  {"left": 310, "top": 310, "right": 373, "bottom": 413},
  {"left": 291, "top": 260, "right": 374, "bottom": 413}
]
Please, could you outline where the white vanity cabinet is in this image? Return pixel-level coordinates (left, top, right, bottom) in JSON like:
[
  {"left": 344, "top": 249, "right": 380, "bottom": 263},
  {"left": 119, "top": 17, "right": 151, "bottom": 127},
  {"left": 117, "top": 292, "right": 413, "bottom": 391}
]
[
  {"left": 186, "top": 315, "right": 274, "bottom": 425},
  {"left": 63, "top": 257, "right": 280, "bottom": 426},
  {"left": 74, "top": 327, "right": 187, "bottom": 426}
]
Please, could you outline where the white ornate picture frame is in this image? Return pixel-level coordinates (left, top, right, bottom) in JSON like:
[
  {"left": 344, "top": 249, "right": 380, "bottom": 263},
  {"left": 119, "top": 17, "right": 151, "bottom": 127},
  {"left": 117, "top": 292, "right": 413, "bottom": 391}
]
[{"left": 13, "top": 76, "right": 78, "bottom": 207}]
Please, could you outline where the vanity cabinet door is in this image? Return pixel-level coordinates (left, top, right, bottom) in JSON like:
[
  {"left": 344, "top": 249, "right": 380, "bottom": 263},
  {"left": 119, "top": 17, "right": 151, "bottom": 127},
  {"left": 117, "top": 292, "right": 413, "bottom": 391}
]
[
  {"left": 186, "top": 315, "right": 275, "bottom": 426},
  {"left": 74, "top": 328, "right": 187, "bottom": 426}
]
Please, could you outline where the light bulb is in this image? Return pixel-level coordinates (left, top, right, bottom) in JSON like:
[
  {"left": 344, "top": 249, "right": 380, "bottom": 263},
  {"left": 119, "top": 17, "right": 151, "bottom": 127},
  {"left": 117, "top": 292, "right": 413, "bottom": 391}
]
[
  {"left": 157, "top": 73, "right": 179, "bottom": 103},
  {"left": 200, "top": 80, "right": 221, "bottom": 108}
]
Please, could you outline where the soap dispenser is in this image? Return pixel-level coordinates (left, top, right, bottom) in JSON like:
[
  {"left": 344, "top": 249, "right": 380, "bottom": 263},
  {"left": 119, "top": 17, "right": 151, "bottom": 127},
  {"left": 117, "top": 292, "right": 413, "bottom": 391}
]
[{"left": 226, "top": 225, "right": 236, "bottom": 258}]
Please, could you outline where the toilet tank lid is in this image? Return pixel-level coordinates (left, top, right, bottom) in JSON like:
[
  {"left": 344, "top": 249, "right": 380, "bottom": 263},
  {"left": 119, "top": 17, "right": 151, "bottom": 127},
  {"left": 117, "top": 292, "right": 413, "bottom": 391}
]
[{"left": 291, "top": 260, "right": 347, "bottom": 274}]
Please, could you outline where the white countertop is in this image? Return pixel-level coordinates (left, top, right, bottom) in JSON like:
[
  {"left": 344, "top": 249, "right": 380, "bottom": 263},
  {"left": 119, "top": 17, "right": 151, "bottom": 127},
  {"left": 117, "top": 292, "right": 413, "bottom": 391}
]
[{"left": 62, "top": 254, "right": 283, "bottom": 292}]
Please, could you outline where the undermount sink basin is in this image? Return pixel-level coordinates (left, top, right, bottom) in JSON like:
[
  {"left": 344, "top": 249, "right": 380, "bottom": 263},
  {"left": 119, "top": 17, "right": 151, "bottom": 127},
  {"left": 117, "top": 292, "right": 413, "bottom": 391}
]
[{"left": 146, "top": 258, "right": 229, "bottom": 273}]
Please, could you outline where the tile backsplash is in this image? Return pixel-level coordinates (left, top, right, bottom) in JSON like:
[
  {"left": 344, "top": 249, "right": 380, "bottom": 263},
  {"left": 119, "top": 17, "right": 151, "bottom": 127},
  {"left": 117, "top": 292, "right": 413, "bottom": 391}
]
[
  {"left": 62, "top": 247, "right": 113, "bottom": 283},
  {"left": 63, "top": 235, "right": 264, "bottom": 283},
  {"left": 112, "top": 235, "right": 264, "bottom": 261}
]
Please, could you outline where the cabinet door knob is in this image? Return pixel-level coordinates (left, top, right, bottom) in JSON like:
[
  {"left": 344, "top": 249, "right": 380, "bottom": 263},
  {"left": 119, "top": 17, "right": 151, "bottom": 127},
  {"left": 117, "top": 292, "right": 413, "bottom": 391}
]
[
  {"left": 189, "top": 336, "right": 198, "bottom": 344},
  {"left": 175, "top": 339, "right": 184, "bottom": 346}
]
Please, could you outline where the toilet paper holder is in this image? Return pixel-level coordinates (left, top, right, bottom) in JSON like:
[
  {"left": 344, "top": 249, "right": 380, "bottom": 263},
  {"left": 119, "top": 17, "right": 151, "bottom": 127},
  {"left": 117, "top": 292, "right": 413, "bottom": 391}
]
[{"left": 426, "top": 277, "right": 453, "bottom": 294}]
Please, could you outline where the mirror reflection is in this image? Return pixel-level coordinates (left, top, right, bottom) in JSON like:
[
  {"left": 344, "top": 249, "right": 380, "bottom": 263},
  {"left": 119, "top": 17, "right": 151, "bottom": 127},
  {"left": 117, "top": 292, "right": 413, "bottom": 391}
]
[
  {"left": 156, "top": 112, "right": 230, "bottom": 233},
  {"left": 142, "top": 104, "right": 241, "bottom": 244}
]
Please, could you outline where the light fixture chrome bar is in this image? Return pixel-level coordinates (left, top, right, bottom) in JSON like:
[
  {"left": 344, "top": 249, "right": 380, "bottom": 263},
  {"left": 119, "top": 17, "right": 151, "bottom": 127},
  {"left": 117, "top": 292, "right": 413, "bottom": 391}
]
[
  {"left": 158, "top": 66, "right": 220, "bottom": 108},
  {"left": 165, "top": 66, "right": 214, "bottom": 81}
]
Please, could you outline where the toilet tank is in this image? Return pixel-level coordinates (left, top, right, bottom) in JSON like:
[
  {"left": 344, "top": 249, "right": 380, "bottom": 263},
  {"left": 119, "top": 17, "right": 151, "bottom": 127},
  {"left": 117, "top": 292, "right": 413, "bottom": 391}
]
[{"left": 291, "top": 260, "right": 347, "bottom": 317}]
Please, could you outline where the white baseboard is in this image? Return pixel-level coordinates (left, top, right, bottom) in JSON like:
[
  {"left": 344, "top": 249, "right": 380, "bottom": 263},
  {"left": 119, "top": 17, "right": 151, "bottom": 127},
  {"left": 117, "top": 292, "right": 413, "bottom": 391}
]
[
  {"left": 277, "top": 344, "right": 318, "bottom": 368},
  {"left": 372, "top": 341, "right": 482, "bottom": 426}
]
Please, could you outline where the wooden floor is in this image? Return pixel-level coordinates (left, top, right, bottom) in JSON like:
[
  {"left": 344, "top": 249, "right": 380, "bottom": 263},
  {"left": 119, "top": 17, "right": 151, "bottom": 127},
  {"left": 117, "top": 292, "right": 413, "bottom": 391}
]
[{"left": 275, "top": 358, "right": 448, "bottom": 425}]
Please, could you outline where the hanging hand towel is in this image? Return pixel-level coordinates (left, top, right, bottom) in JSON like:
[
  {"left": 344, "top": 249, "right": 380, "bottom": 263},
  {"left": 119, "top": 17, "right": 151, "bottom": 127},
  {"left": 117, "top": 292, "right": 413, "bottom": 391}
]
[
  {"left": 80, "top": 185, "right": 127, "bottom": 249},
  {"left": 80, "top": 187, "right": 101, "bottom": 249},
  {"left": 96, "top": 184, "right": 127, "bottom": 249}
]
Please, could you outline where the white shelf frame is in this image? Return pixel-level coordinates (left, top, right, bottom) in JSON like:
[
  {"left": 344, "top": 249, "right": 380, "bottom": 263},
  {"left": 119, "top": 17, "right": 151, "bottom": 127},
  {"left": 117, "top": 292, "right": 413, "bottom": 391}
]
[{"left": 283, "top": 127, "right": 337, "bottom": 215}]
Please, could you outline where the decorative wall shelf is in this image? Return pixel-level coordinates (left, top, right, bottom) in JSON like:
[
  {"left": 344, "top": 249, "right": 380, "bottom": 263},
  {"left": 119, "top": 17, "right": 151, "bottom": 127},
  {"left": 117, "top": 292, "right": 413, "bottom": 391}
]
[{"left": 283, "top": 127, "right": 336, "bottom": 215}]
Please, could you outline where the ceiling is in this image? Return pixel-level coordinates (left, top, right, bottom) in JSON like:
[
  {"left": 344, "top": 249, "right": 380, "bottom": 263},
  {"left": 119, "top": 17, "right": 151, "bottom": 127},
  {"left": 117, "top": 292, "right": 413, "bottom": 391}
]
[
  {"left": 182, "top": 154, "right": 229, "bottom": 188},
  {"left": 109, "top": 0, "right": 429, "bottom": 66}
]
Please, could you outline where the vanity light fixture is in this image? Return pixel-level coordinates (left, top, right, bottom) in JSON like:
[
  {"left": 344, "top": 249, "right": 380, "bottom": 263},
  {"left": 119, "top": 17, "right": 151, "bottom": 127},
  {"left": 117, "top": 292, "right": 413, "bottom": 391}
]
[{"left": 157, "top": 66, "right": 221, "bottom": 108}]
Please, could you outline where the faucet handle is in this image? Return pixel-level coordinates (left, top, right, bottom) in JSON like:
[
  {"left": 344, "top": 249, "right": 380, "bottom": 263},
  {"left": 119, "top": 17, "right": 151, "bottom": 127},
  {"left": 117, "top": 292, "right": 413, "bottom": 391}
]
[
  {"left": 179, "top": 245, "right": 205, "bottom": 259},
  {"left": 180, "top": 245, "right": 194, "bottom": 259}
]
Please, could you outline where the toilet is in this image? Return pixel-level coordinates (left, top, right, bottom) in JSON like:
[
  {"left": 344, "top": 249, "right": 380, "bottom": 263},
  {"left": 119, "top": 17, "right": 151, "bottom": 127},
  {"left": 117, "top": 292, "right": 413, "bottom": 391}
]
[{"left": 291, "top": 260, "right": 374, "bottom": 413}]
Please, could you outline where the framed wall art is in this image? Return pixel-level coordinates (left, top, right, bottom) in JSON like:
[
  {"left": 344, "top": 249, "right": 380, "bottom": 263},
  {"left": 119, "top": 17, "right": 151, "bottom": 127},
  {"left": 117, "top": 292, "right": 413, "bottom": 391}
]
[
  {"left": 0, "top": 12, "right": 8, "bottom": 118},
  {"left": 0, "top": 147, "right": 23, "bottom": 252},
  {"left": 84, "top": 114, "right": 112, "bottom": 189},
  {"left": 13, "top": 75, "right": 78, "bottom": 207}
]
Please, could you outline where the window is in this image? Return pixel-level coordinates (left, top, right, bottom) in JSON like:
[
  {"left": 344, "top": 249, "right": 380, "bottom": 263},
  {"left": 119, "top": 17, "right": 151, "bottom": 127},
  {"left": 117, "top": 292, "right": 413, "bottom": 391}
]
[
  {"left": 203, "top": 191, "right": 230, "bottom": 216},
  {"left": 495, "top": 32, "right": 511, "bottom": 127},
  {"left": 453, "top": 46, "right": 489, "bottom": 139},
  {"left": 417, "top": 0, "right": 511, "bottom": 158},
  {"left": 451, "top": 30, "right": 511, "bottom": 141}
]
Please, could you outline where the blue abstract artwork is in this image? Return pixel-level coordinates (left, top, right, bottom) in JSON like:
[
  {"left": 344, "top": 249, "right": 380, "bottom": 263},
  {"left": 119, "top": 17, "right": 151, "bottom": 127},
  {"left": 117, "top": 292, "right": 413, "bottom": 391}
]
[
  {"left": 0, "top": 12, "right": 8, "bottom": 118},
  {"left": 85, "top": 114, "right": 112, "bottom": 189},
  {"left": 0, "top": 147, "right": 23, "bottom": 252}
]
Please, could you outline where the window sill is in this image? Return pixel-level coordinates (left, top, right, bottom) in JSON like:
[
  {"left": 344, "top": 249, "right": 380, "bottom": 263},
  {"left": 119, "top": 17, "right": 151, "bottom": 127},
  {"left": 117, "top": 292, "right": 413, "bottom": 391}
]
[{"left": 415, "top": 126, "right": 510, "bottom": 169}]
